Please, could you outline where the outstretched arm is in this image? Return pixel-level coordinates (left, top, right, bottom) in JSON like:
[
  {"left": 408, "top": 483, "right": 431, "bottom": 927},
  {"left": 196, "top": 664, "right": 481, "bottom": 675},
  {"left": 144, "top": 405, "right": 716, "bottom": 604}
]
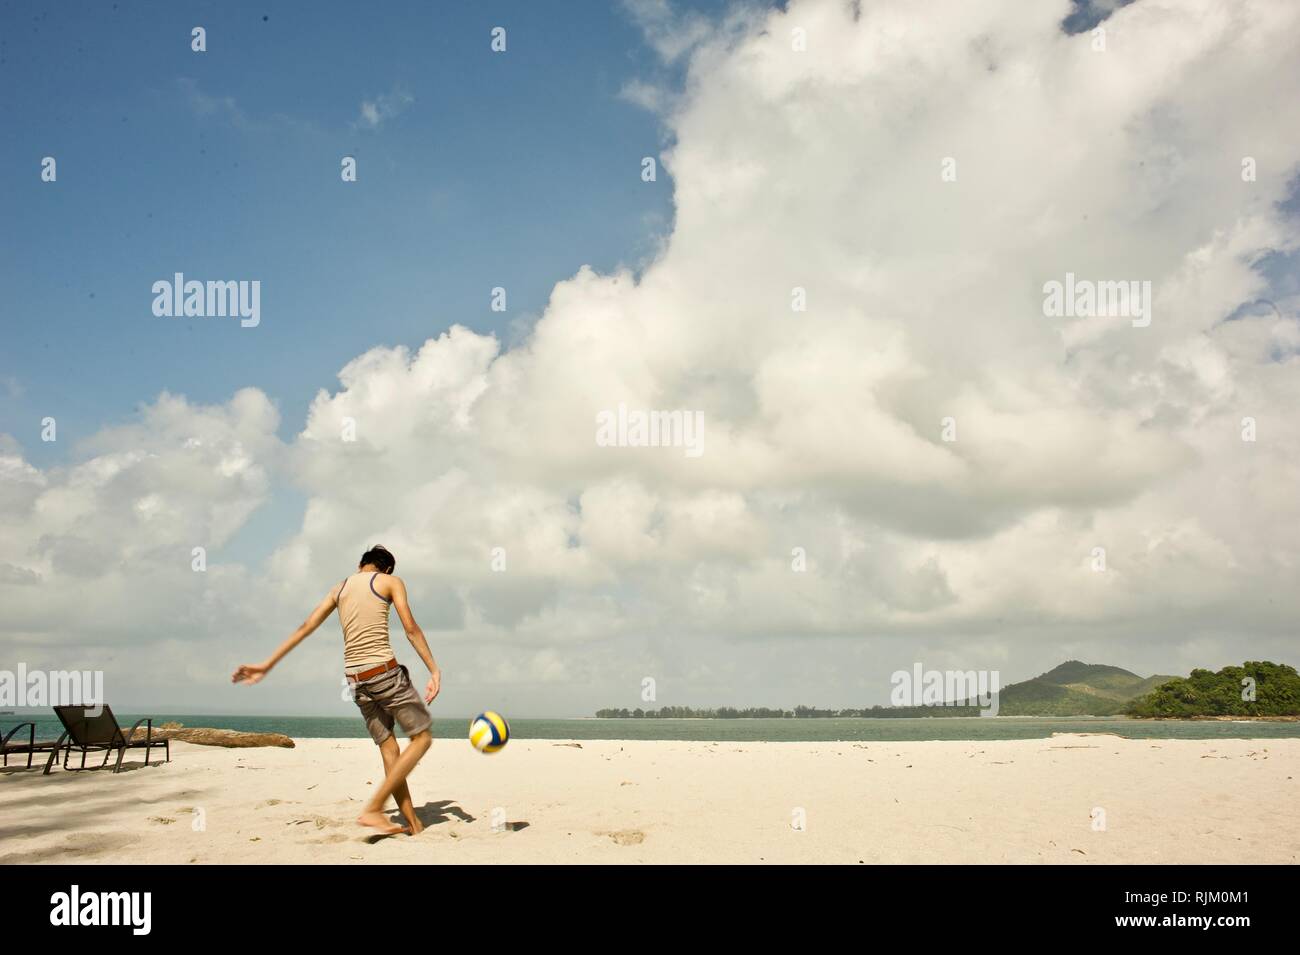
[
  {"left": 389, "top": 576, "right": 441, "bottom": 704},
  {"left": 232, "top": 587, "right": 339, "bottom": 685}
]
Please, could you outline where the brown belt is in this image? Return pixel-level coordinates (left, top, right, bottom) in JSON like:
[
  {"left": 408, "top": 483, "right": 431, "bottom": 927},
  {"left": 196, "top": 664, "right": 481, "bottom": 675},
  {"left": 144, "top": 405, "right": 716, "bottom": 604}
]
[{"left": 346, "top": 658, "right": 399, "bottom": 683}]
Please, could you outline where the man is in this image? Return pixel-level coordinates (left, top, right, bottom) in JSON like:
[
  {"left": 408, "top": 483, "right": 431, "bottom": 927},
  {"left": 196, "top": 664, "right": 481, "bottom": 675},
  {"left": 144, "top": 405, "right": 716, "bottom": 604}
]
[{"left": 232, "top": 546, "right": 441, "bottom": 836}]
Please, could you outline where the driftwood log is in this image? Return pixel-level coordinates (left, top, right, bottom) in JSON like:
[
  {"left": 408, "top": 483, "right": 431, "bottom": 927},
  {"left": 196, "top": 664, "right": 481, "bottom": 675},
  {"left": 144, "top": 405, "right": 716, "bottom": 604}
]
[{"left": 150, "top": 727, "right": 295, "bottom": 748}]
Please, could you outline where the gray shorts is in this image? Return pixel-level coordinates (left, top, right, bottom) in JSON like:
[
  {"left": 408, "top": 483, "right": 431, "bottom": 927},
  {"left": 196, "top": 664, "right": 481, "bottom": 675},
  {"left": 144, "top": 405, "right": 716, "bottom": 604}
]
[{"left": 350, "top": 664, "right": 432, "bottom": 745}]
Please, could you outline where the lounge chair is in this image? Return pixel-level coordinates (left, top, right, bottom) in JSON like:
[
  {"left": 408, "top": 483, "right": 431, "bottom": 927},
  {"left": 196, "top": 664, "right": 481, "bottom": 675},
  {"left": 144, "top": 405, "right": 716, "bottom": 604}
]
[
  {"left": 43, "top": 705, "right": 170, "bottom": 775},
  {"left": 1, "top": 722, "right": 61, "bottom": 769}
]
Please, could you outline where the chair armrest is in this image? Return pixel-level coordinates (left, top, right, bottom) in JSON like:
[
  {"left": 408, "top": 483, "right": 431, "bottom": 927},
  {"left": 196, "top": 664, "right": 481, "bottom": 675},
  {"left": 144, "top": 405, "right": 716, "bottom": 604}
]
[
  {"left": 1, "top": 722, "right": 35, "bottom": 749},
  {"left": 123, "top": 718, "right": 153, "bottom": 747}
]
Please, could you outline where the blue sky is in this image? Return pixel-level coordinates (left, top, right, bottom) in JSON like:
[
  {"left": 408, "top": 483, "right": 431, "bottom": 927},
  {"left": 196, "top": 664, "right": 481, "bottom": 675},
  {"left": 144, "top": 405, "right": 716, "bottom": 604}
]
[{"left": 2, "top": 0, "right": 690, "bottom": 465}]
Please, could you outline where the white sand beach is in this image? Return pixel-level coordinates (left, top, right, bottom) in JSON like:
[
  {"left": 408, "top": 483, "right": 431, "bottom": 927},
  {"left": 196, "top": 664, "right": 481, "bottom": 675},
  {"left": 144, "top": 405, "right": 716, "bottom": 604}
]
[{"left": 2, "top": 734, "right": 1297, "bottom": 864}]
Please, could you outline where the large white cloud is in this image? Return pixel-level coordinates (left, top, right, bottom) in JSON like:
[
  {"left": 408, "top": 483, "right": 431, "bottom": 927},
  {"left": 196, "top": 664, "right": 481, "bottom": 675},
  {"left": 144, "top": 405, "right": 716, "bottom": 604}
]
[
  {"left": 5, "top": 0, "right": 1299, "bottom": 713},
  {"left": 0, "top": 390, "right": 282, "bottom": 704}
]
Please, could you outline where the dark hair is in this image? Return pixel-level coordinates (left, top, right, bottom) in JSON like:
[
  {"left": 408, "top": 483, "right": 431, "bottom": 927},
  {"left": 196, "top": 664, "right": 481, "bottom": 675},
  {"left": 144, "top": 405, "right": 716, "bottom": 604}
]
[{"left": 359, "top": 545, "right": 396, "bottom": 574}]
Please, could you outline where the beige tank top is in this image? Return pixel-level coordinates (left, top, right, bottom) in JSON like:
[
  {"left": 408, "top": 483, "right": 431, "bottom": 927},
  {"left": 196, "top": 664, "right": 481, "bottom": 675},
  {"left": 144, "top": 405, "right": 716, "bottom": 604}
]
[{"left": 337, "top": 572, "right": 395, "bottom": 670}]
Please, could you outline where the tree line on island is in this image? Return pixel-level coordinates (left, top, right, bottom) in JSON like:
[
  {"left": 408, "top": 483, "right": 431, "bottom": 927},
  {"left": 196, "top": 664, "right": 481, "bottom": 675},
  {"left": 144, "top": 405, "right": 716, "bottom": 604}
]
[
  {"left": 596, "top": 661, "right": 1300, "bottom": 719},
  {"left": 1125, "top": 661, "right": 1299, "bottom": 718}
]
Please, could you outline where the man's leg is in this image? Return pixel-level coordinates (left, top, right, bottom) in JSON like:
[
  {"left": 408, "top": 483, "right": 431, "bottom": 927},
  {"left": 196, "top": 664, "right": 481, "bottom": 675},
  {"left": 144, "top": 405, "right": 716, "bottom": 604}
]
[
  {"left": 378, "top": 735, "right": 422, "bottom": 834},
  {"left": 358, "top": 730, "right": 431, "bottom": 834}
]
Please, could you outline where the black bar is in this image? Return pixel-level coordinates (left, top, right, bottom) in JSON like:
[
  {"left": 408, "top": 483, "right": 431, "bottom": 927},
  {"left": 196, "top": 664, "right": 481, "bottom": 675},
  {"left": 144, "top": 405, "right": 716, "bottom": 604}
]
[{"left": 5, "top": 864, "right": 1282, "bottom": 941}]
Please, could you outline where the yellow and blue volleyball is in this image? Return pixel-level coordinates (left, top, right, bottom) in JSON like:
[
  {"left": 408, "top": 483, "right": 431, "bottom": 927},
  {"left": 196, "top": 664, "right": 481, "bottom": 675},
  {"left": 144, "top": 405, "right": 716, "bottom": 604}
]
[{"left": 469, "top": 711, "right": 509, "bottom": 753}]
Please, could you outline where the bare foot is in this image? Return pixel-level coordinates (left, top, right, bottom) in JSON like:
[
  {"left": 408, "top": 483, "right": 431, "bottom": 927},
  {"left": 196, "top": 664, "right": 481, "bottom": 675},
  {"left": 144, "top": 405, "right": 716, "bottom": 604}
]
[
  {"left": 405, "top": 817, "right": 425, "bottom": 836},
  {"left": 357, "top": 809, "right": 404, "bottom": 835}
]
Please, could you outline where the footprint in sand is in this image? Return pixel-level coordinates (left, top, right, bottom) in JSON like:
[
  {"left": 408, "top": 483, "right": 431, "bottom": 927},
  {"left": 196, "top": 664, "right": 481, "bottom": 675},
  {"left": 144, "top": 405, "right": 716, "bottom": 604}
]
[
  {"left": 605, "top": 829, "right": 646, "bottom": 846},
  {"left": 308, "top": 833, "right": 350, "bottom": 845},
  {"left": 289, "top": 814, "right": 343, "bottom": 830}
]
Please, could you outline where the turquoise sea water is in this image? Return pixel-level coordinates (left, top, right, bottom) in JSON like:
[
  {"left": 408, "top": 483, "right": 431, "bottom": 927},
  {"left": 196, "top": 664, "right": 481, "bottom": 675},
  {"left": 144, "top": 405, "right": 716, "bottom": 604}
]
[{"left": 5, "top": 713, "right": 1298, "bottom": 743}]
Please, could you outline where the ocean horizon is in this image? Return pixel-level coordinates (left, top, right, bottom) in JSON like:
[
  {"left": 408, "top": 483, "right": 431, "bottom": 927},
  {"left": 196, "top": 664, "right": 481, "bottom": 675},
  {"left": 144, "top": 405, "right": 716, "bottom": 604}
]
[{"left": 7, "top": 713, "right": 1300, "bottom": 744}]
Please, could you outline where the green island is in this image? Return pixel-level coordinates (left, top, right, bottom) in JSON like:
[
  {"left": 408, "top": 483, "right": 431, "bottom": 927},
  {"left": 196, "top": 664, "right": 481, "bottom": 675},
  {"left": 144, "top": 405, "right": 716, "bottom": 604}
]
[{"left": 595, "top": 661, "right": 1300, "bottom": 719}]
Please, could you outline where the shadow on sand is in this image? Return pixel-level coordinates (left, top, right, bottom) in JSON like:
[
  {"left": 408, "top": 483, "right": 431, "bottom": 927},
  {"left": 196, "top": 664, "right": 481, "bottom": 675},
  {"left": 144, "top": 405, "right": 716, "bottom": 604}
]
[{"left": 363, "top": 800, "right": 528, "bottom": 842}]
